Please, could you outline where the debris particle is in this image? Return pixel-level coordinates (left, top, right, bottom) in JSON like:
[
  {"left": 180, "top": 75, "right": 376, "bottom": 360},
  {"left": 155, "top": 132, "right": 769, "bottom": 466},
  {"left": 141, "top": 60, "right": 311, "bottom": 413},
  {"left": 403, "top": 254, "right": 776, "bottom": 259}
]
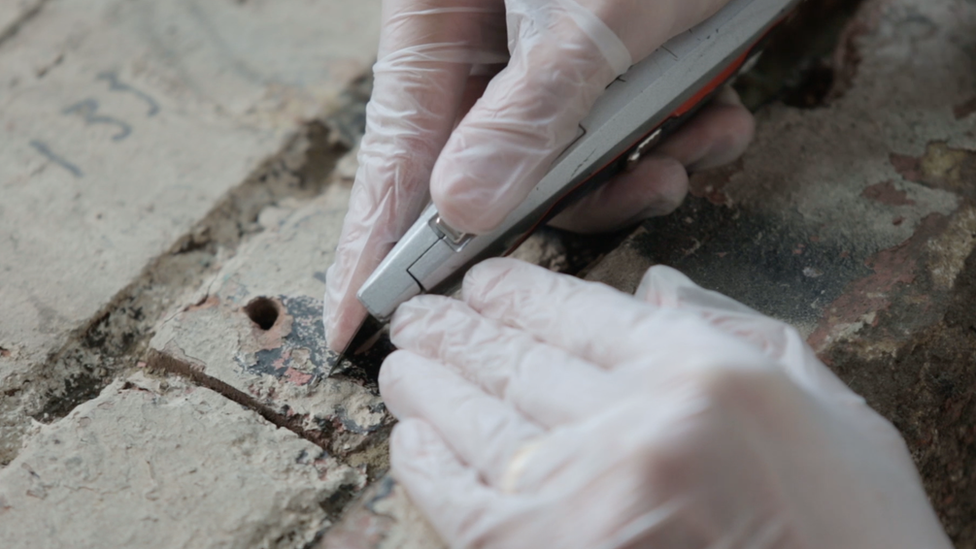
[{"left": 803, "top": 267, "right": 825, "bottom": 278}]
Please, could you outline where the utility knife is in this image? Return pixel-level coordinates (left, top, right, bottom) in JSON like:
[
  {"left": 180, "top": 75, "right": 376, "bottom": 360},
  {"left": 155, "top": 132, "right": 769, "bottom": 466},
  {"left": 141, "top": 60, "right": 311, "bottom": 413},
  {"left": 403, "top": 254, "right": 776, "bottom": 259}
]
[{"left": 343, "top": 0, "right": 802, "bottom": 356}]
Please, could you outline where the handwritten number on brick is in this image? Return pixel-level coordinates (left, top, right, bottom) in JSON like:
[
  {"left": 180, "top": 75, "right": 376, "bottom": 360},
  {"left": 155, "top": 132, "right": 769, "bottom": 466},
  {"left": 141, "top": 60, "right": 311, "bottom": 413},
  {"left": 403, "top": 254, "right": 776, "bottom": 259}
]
[
  {"left": 32, "top": 73, "right": 161, "bottom": 175},
  {"left": 97, "top": 71, "right": 160, "bottom": 117},
  {"left": 62, "top": 99, "right": 132, "bottom": 141},
  {"left": 30, "top": 140, "right": 84, "bottom": 178}
]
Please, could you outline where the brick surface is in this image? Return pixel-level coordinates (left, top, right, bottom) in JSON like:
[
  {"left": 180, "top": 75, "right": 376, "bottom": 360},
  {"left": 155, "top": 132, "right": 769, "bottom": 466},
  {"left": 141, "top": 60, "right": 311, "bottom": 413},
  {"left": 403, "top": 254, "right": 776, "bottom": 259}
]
[
  {"left": 148, "top": 177, "right": 393, "bottom": 467},
  {"left": 142, "top": 131, "right": 597, "bottom": 546},
  {"left": 0, "top": 372, "right": 364, "bottom": 549},
  {"left": 0, "top": 0, "right": 379, "bottom": 372},
  {"left": 0, "top": 0, "right": 380, "bottom": 464},
  {"left": 144, "top": 153, "right": 571, "bottom": 548}
]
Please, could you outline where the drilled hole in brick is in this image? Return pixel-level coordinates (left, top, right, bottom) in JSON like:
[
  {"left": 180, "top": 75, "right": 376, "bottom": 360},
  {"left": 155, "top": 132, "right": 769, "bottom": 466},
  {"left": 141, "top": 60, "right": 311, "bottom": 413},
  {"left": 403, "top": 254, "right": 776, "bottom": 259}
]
[{"left": 244, "top": 297, "right": 279, "bottom": 330}]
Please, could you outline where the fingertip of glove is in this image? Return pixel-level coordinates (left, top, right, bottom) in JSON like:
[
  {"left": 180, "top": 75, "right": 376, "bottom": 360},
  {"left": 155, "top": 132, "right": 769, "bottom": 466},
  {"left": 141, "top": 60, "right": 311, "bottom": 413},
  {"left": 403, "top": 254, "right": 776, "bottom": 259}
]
[
  {"left": 635, "top": 265, "right": 695, "bottom": 306},
  {"left": 322, "top": 302, "right": 362, "bottom": 354},
  {"left": 390, "top": 419, "right": 471, "bottom": 498},
  {"left": 645, "top": 264, "right": 695, "bottom": 287},
  {"left": 391, "top": 418, "right": 434, "bottom": 457},
  {"left": 377, "top": 349, "right": 417, "bottom": 404}
]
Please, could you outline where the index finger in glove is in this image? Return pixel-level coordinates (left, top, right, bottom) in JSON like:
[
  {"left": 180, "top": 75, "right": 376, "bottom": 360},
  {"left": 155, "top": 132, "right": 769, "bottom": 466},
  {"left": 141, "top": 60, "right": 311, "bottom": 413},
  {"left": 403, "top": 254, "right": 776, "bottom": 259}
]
[
  {"left": 462, "top": 259, "right": 773, "bottom": 378},
  {"left": 390, "top": 295, "right": 625, "bottom": 427},
  {"left": 323, "top": 1, "right": 508, "bottom": 352},
  {"left": 380, "top": 349, "right": 544, "bottom": 487},
  {"left": 430, "top": 0, "right": 734, "bottom": 235},
  {"left": 430, "top": 1, "right": 629, "bottom": 234}
]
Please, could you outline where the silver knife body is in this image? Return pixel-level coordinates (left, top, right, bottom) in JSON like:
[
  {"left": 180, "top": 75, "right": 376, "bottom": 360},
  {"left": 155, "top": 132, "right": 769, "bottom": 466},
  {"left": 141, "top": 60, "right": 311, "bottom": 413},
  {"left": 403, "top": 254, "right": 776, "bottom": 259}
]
[{"left": 358, "top": 0, "right": 802, "bottom": 322}]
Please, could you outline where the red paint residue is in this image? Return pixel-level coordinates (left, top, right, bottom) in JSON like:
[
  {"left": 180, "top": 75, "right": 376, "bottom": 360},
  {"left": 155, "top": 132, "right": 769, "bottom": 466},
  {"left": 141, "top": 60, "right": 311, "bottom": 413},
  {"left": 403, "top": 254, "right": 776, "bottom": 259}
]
[
  {"left": 284, "top": 367, "right": 313, "bottom": 386},
  {"left": 861, "top": 181, "right": 915, "bottom": 206},
  {"left": 890, "top": 153, "right": 923, "bottom": 183},
  {"left": 272, "top": 350, "right": 291, "bottom": 371},
  {"left": 808, "top": 214, "right": 949, "bottom": 351}
]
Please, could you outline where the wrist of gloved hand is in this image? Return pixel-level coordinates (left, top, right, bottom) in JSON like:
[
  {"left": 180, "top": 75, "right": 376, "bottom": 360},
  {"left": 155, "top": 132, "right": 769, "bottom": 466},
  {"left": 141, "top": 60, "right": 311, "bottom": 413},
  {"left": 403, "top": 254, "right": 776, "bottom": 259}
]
[{"left": 380, "top": 258, "right": 953, "bottom": 549}]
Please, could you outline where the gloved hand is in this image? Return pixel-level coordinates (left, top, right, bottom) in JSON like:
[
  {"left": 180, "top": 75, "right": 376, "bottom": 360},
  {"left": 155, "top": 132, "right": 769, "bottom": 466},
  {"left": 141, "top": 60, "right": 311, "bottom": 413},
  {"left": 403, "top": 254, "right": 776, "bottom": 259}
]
[
  {"left": 380, "top": 258, "right": 952, "bottom": 549},
  {"left": 324, "top": 0, "right": 756, "bottom": 352}
]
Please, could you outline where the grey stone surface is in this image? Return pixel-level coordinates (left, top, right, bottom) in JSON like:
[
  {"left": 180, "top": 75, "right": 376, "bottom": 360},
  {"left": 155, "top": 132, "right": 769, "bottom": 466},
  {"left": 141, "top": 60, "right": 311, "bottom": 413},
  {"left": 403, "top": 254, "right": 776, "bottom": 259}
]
[{"left": 0, "top": 372, "right": 364, "bottom": 549}]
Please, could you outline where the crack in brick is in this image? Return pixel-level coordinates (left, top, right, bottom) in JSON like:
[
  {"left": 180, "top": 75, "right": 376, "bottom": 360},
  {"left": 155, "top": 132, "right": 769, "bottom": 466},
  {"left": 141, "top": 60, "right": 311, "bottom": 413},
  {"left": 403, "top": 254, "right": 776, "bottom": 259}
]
[{"left": 145, "top": 349, "right": 334, "bottom": 450}]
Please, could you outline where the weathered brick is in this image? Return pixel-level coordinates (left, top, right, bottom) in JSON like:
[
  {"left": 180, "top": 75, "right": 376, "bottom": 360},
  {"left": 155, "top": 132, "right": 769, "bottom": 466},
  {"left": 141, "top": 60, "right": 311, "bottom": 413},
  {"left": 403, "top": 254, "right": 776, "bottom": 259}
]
[
  {"left": 148, "top": 178, "right": 393, "bottom": 468},
  {"left": 0, "top": 0, "right": 380, "bottom": 464},
  {"left": 0, "top": 372, "right": 365, "bottom": 549}
]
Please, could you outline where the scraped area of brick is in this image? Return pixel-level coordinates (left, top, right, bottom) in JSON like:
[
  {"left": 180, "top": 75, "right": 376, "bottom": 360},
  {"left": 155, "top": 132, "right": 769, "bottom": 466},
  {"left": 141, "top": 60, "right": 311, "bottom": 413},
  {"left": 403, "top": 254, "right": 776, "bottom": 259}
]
[
  {"left": 0, "top": 372, "right": 364, "bottom": 549},
  {"left": 585, "top": 0, "right": 976, "bottom": 542},
  {"left": 0, "top": 0, "right": 380, "bottom": 464},
  {"left": 148, "top": 176, "right": 392, "bottom": 469}
]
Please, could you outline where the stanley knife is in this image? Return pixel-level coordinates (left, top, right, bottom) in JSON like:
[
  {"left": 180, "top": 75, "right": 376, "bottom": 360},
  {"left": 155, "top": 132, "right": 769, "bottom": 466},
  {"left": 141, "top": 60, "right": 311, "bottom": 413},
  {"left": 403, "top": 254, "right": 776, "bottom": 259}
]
[{"left": 345, "top": 0, "right": 802, "bottom": 355}]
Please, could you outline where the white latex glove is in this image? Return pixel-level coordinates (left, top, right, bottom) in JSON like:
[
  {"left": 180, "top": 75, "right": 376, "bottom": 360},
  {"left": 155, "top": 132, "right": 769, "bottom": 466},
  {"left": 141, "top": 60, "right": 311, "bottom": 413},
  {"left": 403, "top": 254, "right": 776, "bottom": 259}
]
[
  {"left": 324, "top": 0, "right": 756, "bottom": 351},
  {"left": 380, "top": 258, "right": 952, "bottom": 549}
]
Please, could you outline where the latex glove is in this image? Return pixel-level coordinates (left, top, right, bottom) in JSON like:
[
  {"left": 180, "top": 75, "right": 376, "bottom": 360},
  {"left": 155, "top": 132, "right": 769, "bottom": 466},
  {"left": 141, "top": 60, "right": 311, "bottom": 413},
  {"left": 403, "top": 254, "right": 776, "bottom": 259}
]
[
  {"left": 380, "top": 258, "right": 952, "bottom": 549},
  {"left": 323, "top": 0, "right": 755, "bottom": 352}
]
